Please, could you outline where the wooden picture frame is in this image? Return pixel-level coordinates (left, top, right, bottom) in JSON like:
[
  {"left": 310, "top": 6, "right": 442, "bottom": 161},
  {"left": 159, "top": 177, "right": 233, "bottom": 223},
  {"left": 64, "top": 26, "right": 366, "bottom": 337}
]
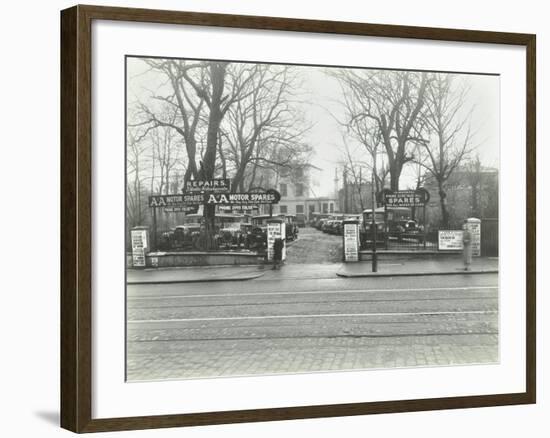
[{"left": 60, "top": 4, "right": 536, "bottom": 433}]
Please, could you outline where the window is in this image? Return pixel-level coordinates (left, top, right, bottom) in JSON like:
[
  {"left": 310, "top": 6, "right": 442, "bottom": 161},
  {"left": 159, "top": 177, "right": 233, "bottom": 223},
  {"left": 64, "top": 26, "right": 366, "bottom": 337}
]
[
  {"left": 330, "top": 203, "right": 334, "bottom": 213},
  {"left": 322, "top": 203, "right": 328, "bottom": 213},
  {"left": 279, "top": 205, "right": 288, "bottom": 214},
  {"left": 280, "top": 183, "right": 287, "bottom": 197},
  {"left": 296, "top": 205, "right": 304, "bottom": 214},
  {"left": 295, "top": 183, "right": 304, "bottom": 197}
]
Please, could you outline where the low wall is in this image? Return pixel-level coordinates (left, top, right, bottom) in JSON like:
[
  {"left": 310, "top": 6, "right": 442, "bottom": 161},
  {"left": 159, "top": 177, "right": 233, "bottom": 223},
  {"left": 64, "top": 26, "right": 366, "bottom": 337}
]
[
  {"left": 359, "top": 250, "right": 461, "bottom": 261},
  {"left": 143, "top": 251, "right": 264, "bottom": 268}
]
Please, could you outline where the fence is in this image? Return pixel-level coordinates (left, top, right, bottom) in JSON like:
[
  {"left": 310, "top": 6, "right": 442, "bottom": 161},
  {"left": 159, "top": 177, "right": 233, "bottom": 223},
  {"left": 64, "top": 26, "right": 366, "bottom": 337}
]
[{"left": 481, "top": 218, "right": 499, "bottom": 257}]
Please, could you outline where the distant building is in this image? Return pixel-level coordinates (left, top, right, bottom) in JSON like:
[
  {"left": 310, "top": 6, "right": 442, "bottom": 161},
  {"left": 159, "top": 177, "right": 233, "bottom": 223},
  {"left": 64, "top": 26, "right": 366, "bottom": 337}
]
[
  {"left": 423, "top": 165, "right": 499, "bottom": 228},
  {"left": 338, "top": 181, "right": 374, "bottom": 214},
  {"left": 271, "top": 168, "right": 341, "bottom": 221},
  {"left": 273, "top": 175, "right": 309, "bottom": 216},
  {"left": 304, "top": 197, "right": 338, "bottom": 218}
]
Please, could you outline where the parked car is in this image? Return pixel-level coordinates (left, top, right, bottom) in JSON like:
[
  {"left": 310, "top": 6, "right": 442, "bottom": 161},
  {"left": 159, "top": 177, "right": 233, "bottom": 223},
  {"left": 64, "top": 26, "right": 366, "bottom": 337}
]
[
  {"left": 172, "top": 223, "right": 201, "bottom": 249},
  {"left": 322, "top": 219, "right": 335, "bottom": 233},
  {"left": 214, "top": 213, "right": 248, "bottom": 249},
  {"left": 389, "top": 219, "right": 423, "bottom": 241},
  {"left": 295, "top": 213, "right": 307, "bottom": 228},
  {"left": 360, "top": 208, "right": 386, "bottom": 249},
  {"left": 330, "top": 219, "right": 344, "bottom": 235},
  {"left": 278, "top": 214, "right": 299, "bottom": 241}
]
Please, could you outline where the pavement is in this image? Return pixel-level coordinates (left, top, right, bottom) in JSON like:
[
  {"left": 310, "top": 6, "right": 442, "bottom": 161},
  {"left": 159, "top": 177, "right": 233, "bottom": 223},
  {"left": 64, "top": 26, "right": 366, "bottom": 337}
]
[
  {"left": 127, "top": 257, "right": 498, "bottom": 284},
  {"left": 336, "top": 256, "right": 499, "bottom": 278},
  {"left": 127, "top": 265, "right": 265, "bottom": 284}
]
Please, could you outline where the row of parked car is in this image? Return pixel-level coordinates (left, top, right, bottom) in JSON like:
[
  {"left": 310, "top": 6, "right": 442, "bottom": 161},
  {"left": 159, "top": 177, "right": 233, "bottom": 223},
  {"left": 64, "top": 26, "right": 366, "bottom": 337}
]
[
  {"left": 310, "top": 208, "right": 424, "bottom": 248},
  {"left": 311, "top": 214, "right": 361, "bottom": 236},
  {"left": 157, "top": 213, "right": 299, "bottom": 252}
]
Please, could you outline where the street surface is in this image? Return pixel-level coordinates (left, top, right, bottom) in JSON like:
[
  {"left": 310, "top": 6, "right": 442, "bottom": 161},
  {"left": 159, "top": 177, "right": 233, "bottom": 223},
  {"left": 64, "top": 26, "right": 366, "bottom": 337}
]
[
  {"left": 126, "top": 271, "right": 498, "bottom": 381},
  {"left": 286, "top": 226, "right": 342, "bottom": 264}
]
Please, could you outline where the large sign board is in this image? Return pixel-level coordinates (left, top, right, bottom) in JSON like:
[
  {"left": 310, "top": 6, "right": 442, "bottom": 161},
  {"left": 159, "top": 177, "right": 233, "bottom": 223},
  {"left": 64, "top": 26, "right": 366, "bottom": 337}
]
[
  {"left": 149, "top": 194, "right": 203, "bottom": 208},
  {"left": 380, "top": 188, "right": 430, "bottom": 207},
  {"left": 184, "top": 178, "right": 230, "bottom": 193},
  {"left": 130, "top": 228, "right": 149, "bottom": 267},
  {"left": 343, "top": 221, "right": 360, "bottom": 262},
  {"left": 149, "top": 189, "right": 280, "bottom": 208},
  {"left": 205, "top": 189, "right": 281, "bottom": 205},
  {"left": 438, "top": 230, "right": 464, "bottom": 250}
]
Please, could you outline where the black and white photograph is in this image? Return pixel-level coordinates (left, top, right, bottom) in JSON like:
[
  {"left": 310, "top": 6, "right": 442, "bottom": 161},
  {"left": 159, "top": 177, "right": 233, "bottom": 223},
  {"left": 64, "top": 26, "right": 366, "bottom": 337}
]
[{"left": 125, "top": 56, "right": 500, "bottom": 382}]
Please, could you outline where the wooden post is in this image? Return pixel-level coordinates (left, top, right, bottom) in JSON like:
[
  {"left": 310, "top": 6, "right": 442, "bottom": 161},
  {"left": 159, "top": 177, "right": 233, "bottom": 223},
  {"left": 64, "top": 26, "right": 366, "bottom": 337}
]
[
  {"left": 423, "top": 205, "right": 427, "bottom": 249},
  {"left": 152, "top": 206, "right": 158, "bottom": 251}
]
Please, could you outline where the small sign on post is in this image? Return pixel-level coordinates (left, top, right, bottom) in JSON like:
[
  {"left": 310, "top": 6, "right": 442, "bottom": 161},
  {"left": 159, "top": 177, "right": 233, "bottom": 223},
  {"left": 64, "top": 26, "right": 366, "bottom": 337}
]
[
  {"left": 266, "top": 219, "right": 286, "bottom": 262},
  {"left": 343, "top": 219, "right": 360, "bottom": 262},
  {"left": 464, "top": 218, "right": 481, "bottom": 257},
  {"left": 130, "top": 226, "right": 149, "bottom": 268}
]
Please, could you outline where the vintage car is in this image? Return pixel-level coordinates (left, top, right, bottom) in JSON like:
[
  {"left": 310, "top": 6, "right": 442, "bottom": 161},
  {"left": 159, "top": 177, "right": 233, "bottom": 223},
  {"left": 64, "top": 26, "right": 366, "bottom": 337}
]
[
  {"left": 295, "top": 213, "right": 307, "bottom": 228},
  {"left": 277, "top": 214, "right": 299, "bottom": 241},
  {"left": 360, "top": 208, "right": 386, "bottom": 248},
  {"left": 388, "top": 218, "right": 424, "bottom": 241},
  {"left": 321, "top": 219, "right": 335, "bottom": 233},
  {"left": 330, "top": 219, "right": 344, "bottom": 235},
  {"left": 360, "top": 207, "right": 424, "bottom": 247},
  {"left": 248, "top": 215, "right": 273, "bottom": 250},
  {"left": 172, "top": 222, "right": 202, "bottom": 249},
  {"left": 310, "top": 213, "right": 331, "bottom": 229},
  {"left": 214, "top": 213, "right": 248, "bottom": 249}
]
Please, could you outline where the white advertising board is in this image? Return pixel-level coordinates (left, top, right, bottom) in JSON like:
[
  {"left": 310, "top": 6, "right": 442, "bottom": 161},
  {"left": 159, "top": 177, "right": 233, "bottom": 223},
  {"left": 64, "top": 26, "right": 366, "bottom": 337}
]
[
  {"left": 438, "top": 230, "right": 464, "bottom": 250},
  {"left": 465, "top": 220, "right": 482, "bottom": 257},
  {"left": 267, "top": 222, "right": 286, "bottom": 261},
  {"left": 343, "top": 222, "right": 359, "bottom": 262},
  {"left": 130, "top": 229, "right": 149, "bottom": 267}
]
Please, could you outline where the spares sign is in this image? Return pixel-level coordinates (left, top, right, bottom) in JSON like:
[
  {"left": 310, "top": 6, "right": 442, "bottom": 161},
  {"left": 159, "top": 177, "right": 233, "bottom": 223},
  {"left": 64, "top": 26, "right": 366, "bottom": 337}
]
[{"left": 380, "top": 188, "right": 430, "bottom": 207}]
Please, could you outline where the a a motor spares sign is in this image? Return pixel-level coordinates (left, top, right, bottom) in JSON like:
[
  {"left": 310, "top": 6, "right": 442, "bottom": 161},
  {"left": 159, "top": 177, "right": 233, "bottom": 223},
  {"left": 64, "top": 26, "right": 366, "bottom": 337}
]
[{"left": 205, "top": 189, "right": 281, "bottom": 205}]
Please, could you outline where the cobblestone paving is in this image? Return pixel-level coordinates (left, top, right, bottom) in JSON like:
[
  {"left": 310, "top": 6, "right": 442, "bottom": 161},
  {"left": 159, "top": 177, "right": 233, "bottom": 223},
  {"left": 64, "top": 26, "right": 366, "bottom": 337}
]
[
  {"left": 286, "top": 227, "right": 342, "bottom": 264},
  {"left": 126, "top": 272, "right": 499, "bottom": 381},
  {"left": 127, "top": 334, "right": 498, "bottom": 381}
]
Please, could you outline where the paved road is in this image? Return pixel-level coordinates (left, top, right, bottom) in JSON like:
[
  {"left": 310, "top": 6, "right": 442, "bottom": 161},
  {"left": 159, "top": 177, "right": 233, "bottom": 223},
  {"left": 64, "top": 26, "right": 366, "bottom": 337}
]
[
  {"left": 126, "top": 273, "right": 498, "bottom": 381},
  {"left": 286, "top": 226, "right": 342, "bottom": 264}
]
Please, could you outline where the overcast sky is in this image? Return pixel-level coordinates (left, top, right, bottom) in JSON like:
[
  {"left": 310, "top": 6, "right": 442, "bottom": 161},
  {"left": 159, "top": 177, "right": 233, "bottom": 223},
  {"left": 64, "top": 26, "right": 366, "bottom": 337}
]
[{"left": 128, "top": 58, "right": 499, "bottom": 198}]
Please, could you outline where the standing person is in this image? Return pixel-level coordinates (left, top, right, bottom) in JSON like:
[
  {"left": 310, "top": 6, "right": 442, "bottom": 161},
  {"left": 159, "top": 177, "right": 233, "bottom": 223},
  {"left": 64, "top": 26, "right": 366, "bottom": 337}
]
[{"left": 272, "top": 237, "right": 285, "bottom": 270}]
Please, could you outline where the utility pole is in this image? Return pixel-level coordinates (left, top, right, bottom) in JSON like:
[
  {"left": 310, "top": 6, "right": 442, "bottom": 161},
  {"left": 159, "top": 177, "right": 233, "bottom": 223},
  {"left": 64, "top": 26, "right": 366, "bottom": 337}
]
[
  {"left": 343, "top": 166, "right": 348, "bottom": 213},
  {"left": 371, "top": 167, "right": 378, "bottom": 272}
]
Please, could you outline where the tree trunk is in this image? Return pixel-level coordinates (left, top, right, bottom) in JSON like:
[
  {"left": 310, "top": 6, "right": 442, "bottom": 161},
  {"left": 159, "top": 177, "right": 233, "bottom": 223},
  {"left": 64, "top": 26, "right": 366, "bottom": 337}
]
[
  {"left": 201, "top": 63, "right": 227, "bottom": 250},
  {"left": 389, "top": 166, "right": 400, "bottom": 191},
  {"left": 438, "top": 181, "right": 450, "bottom": 229}
]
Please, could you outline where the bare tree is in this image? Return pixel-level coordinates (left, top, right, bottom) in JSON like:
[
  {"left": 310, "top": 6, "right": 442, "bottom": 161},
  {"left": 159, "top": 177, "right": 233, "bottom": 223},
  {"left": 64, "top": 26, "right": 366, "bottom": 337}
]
[
  {"left": 220, "top": 65, "right": 311, "bottom": 191},
  {"left": 149, "top": 121, "right": 181, "bottom": 195},
  {"left": 333, "top": 69, "right": 430, "bottom": 190},
  {"left": 126, "top": 127, "right": 149, "bottom": 227},
  {"left": 416, "top": 74, "right": 474, "bottom": 228},
  {"left": 131, "top": 59, "right": 206, "bottom": 184}
]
